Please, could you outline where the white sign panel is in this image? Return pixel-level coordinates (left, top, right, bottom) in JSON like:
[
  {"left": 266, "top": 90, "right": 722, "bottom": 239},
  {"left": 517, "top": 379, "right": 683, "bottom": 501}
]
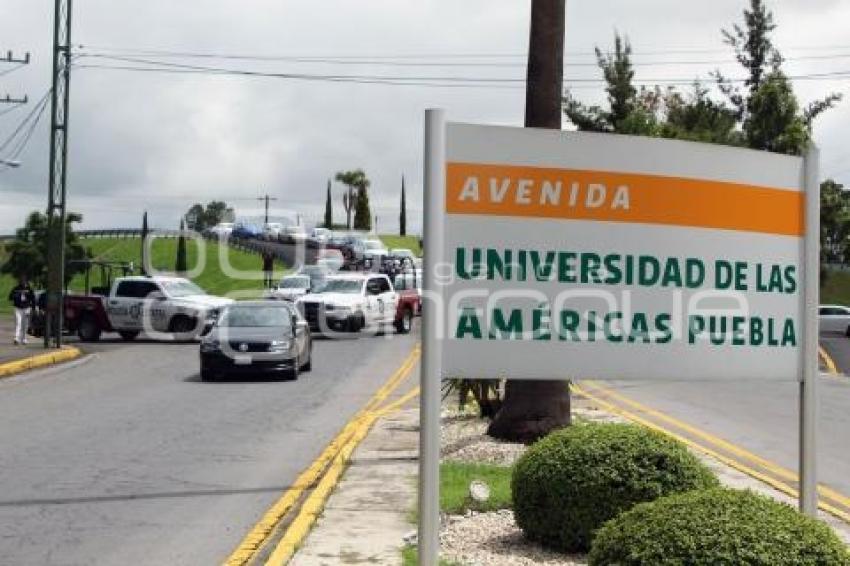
[{"left": 435, "top": 123, "right": 808, "bottom": 381}]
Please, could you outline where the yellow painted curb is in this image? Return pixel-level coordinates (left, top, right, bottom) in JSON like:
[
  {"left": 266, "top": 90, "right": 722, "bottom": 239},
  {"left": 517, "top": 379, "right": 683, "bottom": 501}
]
[
  {"left": 0, "top": 346, "right": 82, "bottom": 378},
  {"left": 265, "top": 385, "right": 421, "bottom": 566},
  {"left": 223, "top": 346, "right": 421, "bottom": 566},
  {"left": 573, "top": 382, "right": 850, "bottom": 524},
  {"left": 818, "top": 345, "right": 839, "bottom": 375}
]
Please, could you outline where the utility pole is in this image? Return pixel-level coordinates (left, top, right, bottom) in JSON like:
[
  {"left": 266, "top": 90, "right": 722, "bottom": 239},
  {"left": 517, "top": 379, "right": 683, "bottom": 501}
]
[
  {"left": 44, "top": 0, "right": 72, "bottom": 349},
  {"left": 257, "top": 193, "right": 278, "bottom": 226},
  {"left": 0, "top": 51, "right": 31, "bottom": 105}
]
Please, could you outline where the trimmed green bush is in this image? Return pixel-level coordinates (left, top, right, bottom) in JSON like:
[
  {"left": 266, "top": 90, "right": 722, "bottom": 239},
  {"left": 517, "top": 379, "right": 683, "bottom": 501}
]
[
  {"left": 512, "top": 422, "right": 718, "bottom": 552},
  {"left": 589, "top": 488, "right": 850, "bottom": 565}
]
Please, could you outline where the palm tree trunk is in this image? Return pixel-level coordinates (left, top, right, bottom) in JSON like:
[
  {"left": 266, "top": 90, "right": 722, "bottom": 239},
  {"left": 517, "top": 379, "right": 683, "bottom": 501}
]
[{"left": 487, "top": 0, "right": 571, "bottom": 444}]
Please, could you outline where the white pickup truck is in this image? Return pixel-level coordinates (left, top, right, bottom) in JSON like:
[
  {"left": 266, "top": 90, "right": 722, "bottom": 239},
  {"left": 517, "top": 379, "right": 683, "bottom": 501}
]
[
  {"left": 65, "top": 275, "right": 233, "bottom": 341},
  {"left": 296, "top": 273, "right": 407, "bottom": 333}
]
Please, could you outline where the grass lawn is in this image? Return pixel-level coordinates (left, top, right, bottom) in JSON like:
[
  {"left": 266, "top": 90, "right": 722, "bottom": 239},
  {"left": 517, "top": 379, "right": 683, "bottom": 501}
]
[
  {"left": 821, "top": 269, "right": 850, "bottom": 305},
  {"left": 379, "top": 235, "right": 422, "bottom": 256},
  {"left": 0, "top": 237, "right": 287, "bottom": 315},
  {"left": 440, "top": 461, "right": 513, "bottom": 514},
  {"left": 401, "top": 545, "right": 460, "bottom": 566}
]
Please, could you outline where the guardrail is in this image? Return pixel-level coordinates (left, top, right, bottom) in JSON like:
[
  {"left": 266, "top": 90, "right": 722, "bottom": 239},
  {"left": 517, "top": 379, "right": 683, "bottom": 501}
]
[{"left": 0, "top": 229, "right": 327, "bottom": 268}]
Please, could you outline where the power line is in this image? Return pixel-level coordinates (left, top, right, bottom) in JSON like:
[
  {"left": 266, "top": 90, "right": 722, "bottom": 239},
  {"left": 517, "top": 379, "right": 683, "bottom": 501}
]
[
  {"left": 72, "top": 63, "right": 528, "bottom": 89},
  {"left": 72, "top": 55, "right": 850, "bottom": 90},
  {"left": 0, "top": 50, "right": 31, "bottom": 104},
  {"left": 0, "top": 89, "right": 51, "bottom": 154},
  {"left": 75, "top": 42, "right": 850, "bottom": 59},
  {"left": 3, "top": 91, "right": 50, "bottom": 161},
  {"left": 0, "top": 63, "right": 27, "bottom": 78},
  {"left": 0, "top": 103, "right": 25, "bottom": 118},
  {"left": 73, "top": 46, "right": 850, "bottom": 69}
]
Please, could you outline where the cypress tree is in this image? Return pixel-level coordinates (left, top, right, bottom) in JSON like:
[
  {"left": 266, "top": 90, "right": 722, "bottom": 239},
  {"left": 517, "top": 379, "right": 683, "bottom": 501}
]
[
  {"left": 140, "top": 211, "right": 149, "bottom": 276},
  {"left": 399, "top": 176, "right": 407, "bottom": 236},
  {"left": 175, "top": 219, "right": 188, "bottom": 275},
  {"left": 324, "top": 180, "right": 333, "bottom": 228},
  {"left": 353, "top": 186, "right": 372, "bottom": 231}
]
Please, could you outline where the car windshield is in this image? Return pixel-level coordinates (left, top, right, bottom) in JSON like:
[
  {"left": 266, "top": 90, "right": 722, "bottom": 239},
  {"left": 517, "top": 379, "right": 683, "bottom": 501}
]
[
  {"left": 321, "top": 279, "right": 363, "bottom": 294},
  {"left": 219, "top": 306, "right": 292, "bottom": 328},
  {"left": 161, "top": 280, "right": 206, "bottom": 297},
  {"left": 280, "top": 276, "right": 310, "bottom": 289},
  {"left": 365, "top": 241, "right": 384, "bottom": 249},
  {"left": 299, "top": 266, "right": 327, "bottom": 276}
]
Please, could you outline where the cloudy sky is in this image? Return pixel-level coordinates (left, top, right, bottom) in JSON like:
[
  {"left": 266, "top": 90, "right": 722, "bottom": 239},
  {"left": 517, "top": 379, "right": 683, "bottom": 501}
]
[{"left": 0, "top": 0, "right": 848, "bottom": 235}]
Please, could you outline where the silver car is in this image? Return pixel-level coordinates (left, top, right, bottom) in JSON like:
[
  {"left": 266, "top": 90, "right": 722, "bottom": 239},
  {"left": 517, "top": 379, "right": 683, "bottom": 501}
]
[
  {"left": 200, "top": 301, "right": 312, "bottom": 381},
  {"left": 818, "top": 304, "right": 850, "bottom": 336}
]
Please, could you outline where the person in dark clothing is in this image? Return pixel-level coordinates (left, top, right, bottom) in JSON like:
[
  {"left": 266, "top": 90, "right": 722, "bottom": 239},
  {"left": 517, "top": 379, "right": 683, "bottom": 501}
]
[
  {"left": 8, "top": 278, "right": 36, "bottom": 345},
  {"left": 262, "top": 251, "right": 275, "bottom": 289}
]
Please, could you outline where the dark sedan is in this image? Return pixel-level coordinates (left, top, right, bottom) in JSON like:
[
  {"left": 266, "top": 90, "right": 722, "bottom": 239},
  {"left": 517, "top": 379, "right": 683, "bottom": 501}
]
[{"left": 199, "top": 301, "right": 312, "bottom": 381}]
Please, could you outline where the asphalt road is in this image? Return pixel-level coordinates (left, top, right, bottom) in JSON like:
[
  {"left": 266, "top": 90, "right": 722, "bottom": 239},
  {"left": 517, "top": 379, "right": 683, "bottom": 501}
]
[
  {"left": 590, "top": 369, "right": 850, "bottom": 498},
  {"left": 0, "top": 328, "right": 419, "bottom": 566},
  {"left": 820, "top": 330, "right": 850, "bottom": 375}
]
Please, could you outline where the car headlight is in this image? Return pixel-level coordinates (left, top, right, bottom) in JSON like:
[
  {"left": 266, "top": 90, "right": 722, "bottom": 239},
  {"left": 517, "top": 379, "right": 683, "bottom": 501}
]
[
  {"left": 268, "top": 339, "right": 291, "bottom": 352},
  {"left": 200, "top": 339, "right": 220, "bottom": 352},
  {"left": 205, "top": 308, "right": 220, "bottom": 321}
]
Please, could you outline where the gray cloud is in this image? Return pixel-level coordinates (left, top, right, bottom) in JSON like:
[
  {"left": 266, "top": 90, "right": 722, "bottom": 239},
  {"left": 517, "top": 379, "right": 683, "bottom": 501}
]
[{"left": 1, "top": 0, "right": 848, "bottom": 235}]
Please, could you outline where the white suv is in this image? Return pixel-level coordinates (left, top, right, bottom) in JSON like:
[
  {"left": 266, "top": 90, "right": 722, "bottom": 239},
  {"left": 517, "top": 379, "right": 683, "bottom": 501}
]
[{"left": 297, "top": 274, "right": 397, "bottom": 333}]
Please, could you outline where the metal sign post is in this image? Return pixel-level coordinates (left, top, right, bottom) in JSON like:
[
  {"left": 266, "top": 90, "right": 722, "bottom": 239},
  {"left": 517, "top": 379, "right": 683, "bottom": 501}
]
[
  {"left": 800, "top": 146, "right": 820, "bottom": 516},
  {"left": 419, "top": 108, "right": 445, "bottom": 566}
]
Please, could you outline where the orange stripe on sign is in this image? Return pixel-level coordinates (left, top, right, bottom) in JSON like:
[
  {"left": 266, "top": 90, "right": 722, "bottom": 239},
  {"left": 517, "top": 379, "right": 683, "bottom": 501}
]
[{"left": 446, "top": 162, "right": 804, "bottom": 237}]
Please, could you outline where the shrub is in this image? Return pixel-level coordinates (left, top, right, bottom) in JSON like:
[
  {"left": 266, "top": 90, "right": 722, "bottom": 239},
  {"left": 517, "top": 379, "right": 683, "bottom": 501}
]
[
  {"left": 589, "top": 487, "right": 850, "bottom": 565},
  {"left": 512, "top": 422, "right": 718, "bottom": 552}
]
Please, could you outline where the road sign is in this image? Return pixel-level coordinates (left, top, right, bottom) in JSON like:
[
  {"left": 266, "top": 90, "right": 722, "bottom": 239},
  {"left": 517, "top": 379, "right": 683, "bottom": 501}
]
[
  {"left": 439, "top": 122, "right": 810, "bottom": 382},
  {"left": 418, "top": 110, "right": 820, "bottom": 564}
]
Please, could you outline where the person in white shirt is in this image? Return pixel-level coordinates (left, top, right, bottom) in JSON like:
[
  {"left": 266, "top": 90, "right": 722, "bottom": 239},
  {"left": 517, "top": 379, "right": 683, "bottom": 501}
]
[{"left": 8, "top": 278, "right": 35, "bottom": 345}]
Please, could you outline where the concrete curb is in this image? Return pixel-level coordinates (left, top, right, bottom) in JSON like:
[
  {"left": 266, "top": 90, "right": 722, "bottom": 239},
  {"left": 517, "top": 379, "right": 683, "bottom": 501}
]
[
  {"left": 0, "top": 346, "right": 82, "bottom": 379},
  {"left": 224, "top": 347, "right": 421, "bottom": 566},
  {"left": 268, "top": 386, "right": 422, "bottom": 565}
]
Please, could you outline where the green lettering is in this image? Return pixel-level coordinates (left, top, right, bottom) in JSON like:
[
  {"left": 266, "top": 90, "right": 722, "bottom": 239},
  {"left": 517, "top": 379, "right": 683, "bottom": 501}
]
[
  {"left": 455, "top": 308, "right": 482, "bottom": 339},
  {"left": 490, "top": 308, "right": 524, "bottom": 340}
]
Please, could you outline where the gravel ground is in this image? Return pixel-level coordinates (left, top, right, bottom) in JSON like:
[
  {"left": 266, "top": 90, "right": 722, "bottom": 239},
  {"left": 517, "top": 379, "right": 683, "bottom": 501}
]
[
  {"left": 436, "top": 401, "right": 616, "bottom": 565},
  {"left": 441, "top": 402, "right": 624, "bottom": 467},
  {"left": 440, "top": 510, "right": 586, "bottom": 566},
  {"left": 435, "top": 396, "right": 850, "bottom": 564}
]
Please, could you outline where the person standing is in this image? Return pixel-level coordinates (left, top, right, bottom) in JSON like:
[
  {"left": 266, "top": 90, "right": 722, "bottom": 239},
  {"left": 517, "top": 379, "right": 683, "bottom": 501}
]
[
  {"left": 262, "top": 251, "right": 275, "bottom": 289},
  {"left": 8, "top": 278, "right": 35, "bottom": 345}
]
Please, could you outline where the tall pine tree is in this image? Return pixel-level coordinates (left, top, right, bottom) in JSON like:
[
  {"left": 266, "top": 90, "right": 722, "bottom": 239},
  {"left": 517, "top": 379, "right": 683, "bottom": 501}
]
[
  {"left": 323, "top": 180, "right": 333, "bottom": 228},
  {"left": 175, "top": 219, "right": 188, "bottom": 275},
  {"left": 399, "top": 176, "right": 407, "bottom": 236},
  {"left": 353, "top": 186, "right": 372, "bottom": 231},
  {"left": 140, "top": 211, "right": 149, "bottom": 276}
]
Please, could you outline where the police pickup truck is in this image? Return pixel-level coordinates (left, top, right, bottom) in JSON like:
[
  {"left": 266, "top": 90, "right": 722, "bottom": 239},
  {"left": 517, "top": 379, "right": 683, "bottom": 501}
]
[
  {"left": 295, "top": 273, "right": 418, "bottom": 334},
  {"left": 64, "top": 275, "right": 233, "bottom": 342}
]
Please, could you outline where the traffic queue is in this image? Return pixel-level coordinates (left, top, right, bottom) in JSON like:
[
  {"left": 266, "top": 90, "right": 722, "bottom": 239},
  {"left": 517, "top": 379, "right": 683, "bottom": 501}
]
[{"left": 28, "top": 240, "right": 422, "bottom": 382}]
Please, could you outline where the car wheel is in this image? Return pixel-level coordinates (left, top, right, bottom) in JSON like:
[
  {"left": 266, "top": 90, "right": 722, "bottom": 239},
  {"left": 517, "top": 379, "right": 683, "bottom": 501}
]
[
  {"left": 77, "top": 315, "right": 102, "bottom": 342},
  {"left": 845, "top": 325, "right": 850, "bottom": 337},
  {"left": 119, "top": 330, "right": 139, "bottom": 341},
  {"left": 300, "top": 344, "right": 313, "bottom": 372},
  {"left": 348, "top": 313, "right": 365, "bottom": 333},
  {"left": 286, "top": 365, "right": 299, "bottom": 381},
  {"left": 200, "top": 367, "right": 216, "bottom": 382},
  {"left": 169, "top": 315, "right": 196, "bottom": 336},
  {"left": 395, "top": 308, "right": 413, "bottom": 334}
]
